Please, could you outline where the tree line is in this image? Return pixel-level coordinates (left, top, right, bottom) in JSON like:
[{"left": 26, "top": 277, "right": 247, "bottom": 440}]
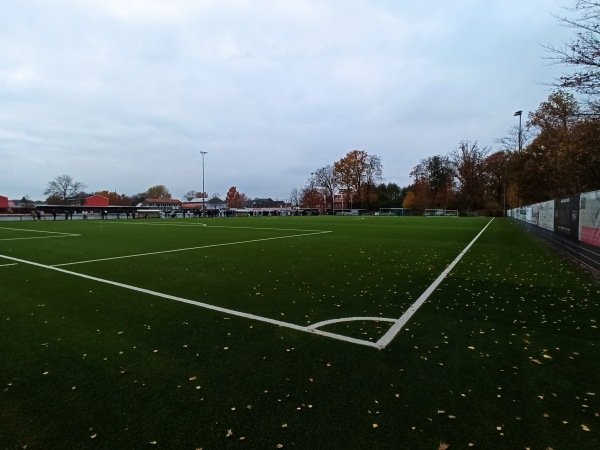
[{"left": 406, "top": 0, "right": 600, "bottom": 212}]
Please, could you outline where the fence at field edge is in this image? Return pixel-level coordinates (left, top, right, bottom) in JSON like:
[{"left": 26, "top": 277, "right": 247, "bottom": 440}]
[{"left": 508, "top": 189, "right": 600, "bottom": 273}]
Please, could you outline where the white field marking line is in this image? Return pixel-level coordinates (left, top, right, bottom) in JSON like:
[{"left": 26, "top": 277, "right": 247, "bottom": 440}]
[
  {"left": 309, "top": 316, "right": 397, "bottom": 330},
  {"left": 103, "top": 221, "right": 328, "bottom": 233},
  {"left": 0, "top": 235, "right": 80, "bottom": 241},
  {"left": 53, "top": 230, "right": 331, "bottom": 267},
  {"left": 0, "top": 253, "right": 381, "bottom": 349},
  {"left": 0, "top": 263, "right": 18, "bottom": 268},
  {"left": 0, "top": 226, "right": 80, "bottom": 241},
  {"left": 0, "top": 226, "right": 78, "bottom": 235},
  {"left": 376, "top": 218, "right": 495, "bottom": 349}
]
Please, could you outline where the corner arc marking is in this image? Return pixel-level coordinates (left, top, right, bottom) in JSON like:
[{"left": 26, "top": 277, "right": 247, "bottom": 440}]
[{"left": 309, "top": 316, "right": 397, "bottom": 330}]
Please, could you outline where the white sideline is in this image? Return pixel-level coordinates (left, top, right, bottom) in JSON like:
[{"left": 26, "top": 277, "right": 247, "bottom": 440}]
[{"left": 375, "top": 218, "right": 494, "bottom": 348}]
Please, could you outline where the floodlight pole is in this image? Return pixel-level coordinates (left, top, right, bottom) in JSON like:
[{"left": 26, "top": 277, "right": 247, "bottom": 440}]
[
  {"left": 201, "top": 151, "right": 207, "bottom": 217},
  {"left": 513, "top": 110, "right": 523, "bottom": 209},
  {"left": 310, "top": 172, "right": 315, "bottom": 213},
  {"left": 514, "top": 110, "right": 522, "bottom": 152}
]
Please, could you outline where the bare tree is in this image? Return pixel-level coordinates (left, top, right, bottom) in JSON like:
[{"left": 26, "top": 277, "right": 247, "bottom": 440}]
[
  {"left": 450, "top": 141, "right": 490, "bottom": 211},
  {"left": 544, "top": 1, "right": 600, "bottom": 110},
  {"left": 184, "top": 190, "right": 198, "bottom": 201},
  {"left": 313, "top": 165, "right": 338, "bottom": 214},
  {"left": 495, "top": 124, "right": 534, "bottom": 152},
  {"left": 44, "top": 174, "right": 86, "bottom": 202},
  {"left": 289, "top": 188, "right": 300, "bottom": 209}
]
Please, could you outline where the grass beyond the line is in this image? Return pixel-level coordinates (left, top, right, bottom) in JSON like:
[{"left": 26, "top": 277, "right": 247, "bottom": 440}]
[{"left": 0, "top": 217, "right": 598, "bottom": 449}]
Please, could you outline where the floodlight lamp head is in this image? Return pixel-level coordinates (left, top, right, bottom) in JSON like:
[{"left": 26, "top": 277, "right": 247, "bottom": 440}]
[{"left": 514, "top": 110, "right": 522, "bottom": 116}]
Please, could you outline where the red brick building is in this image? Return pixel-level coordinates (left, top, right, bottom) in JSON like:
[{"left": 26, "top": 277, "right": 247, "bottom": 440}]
[
  {"left": 67, "top": 195, "right": 109, "bottom": 207},
  {"left": 0, "top": 195, "right": 8, "bottom": 210}
]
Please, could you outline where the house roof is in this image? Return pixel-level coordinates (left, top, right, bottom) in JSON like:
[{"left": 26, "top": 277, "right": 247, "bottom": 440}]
[{"left": 144, "top": 198, "right": 182, "bottom": 204}]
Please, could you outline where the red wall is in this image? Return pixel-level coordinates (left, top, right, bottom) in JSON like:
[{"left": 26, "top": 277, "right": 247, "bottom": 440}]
[
  {"left": 0, "top": 195, "right": 8, "bottom": 209},
  {"left": 85, "top": 195, "right": 109, "bottom": 207}
]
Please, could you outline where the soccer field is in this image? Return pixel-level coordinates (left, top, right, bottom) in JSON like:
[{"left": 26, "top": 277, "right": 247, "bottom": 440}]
[{"left": 1, "top": 216, "right": 599, "bottom": 449}]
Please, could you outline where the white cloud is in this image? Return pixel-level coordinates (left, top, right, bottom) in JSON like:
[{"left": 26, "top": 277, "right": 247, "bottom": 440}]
[{"left": 0, "top": 0, "right": 577, "bottom": 201}]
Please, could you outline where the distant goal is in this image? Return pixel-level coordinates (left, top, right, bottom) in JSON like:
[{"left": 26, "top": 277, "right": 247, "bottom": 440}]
[{"left": 424, "top": 209, "right": 459, "bottom": 217}]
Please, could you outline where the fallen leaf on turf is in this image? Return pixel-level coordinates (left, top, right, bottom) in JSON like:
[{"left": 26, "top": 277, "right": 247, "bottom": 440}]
[
  {"left": 372, "top": 423, "right": 378, "bottom": 428},
  {"left": 439, "top": 442, "right": 449, "bottom": 450},
  {"left": 226, "top": 429, "right": 233, "bottom": 437},
  {"left": 189, "top": 376, "right": 197, "bottom": 381},
  {"left": 581, "top": 424, "right": 591, "bottom": 431}
]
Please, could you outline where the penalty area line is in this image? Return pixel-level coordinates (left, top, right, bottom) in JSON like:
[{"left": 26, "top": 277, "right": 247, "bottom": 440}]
[
  {"left": 376, "top": 218, "right": 495, "bottom": 349},
  {"left": 0, "top": 226, "right": 79, "bottom": 236},
  {"left": 53, "top": 231, "right": 331, "bottom": 267}
]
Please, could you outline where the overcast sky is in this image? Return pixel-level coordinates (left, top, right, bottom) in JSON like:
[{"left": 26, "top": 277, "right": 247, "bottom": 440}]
[{"left": 0, "top": 0, "right": 577, "bottom": 202}]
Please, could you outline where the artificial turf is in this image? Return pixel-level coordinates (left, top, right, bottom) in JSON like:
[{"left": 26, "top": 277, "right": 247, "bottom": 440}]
[{"left": 0, "top": 216, "right": 598, "bottom": 449}]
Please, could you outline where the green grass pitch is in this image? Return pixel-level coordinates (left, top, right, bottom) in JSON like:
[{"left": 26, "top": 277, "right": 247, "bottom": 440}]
[{"left": 1, "top": 216, "right": 599, "bottom": 449}]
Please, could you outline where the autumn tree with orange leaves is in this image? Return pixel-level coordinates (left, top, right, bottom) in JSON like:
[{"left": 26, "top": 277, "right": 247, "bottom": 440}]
[
  {"left": 226, "top": 186, "right": 248, "bottom": 209},
  {"left": 333, "top": 150, "right": 382, "bottom": 209}
]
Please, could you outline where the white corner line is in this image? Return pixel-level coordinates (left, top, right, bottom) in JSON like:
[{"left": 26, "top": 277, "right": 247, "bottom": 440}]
[
  {"left": 375, "top": 218, "right": 495, "bottom": 349},
  {"left": 0, "top": 253, "right": 380, "bottom": 349}
]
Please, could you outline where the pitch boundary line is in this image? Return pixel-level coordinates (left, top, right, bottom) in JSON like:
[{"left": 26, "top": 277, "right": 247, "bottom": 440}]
[
  {"left": 0, "top": 253, "right": 382, "bottom": 349},
  {"left": 375, "top": 218, "right": 494, "bottom": 348}
]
